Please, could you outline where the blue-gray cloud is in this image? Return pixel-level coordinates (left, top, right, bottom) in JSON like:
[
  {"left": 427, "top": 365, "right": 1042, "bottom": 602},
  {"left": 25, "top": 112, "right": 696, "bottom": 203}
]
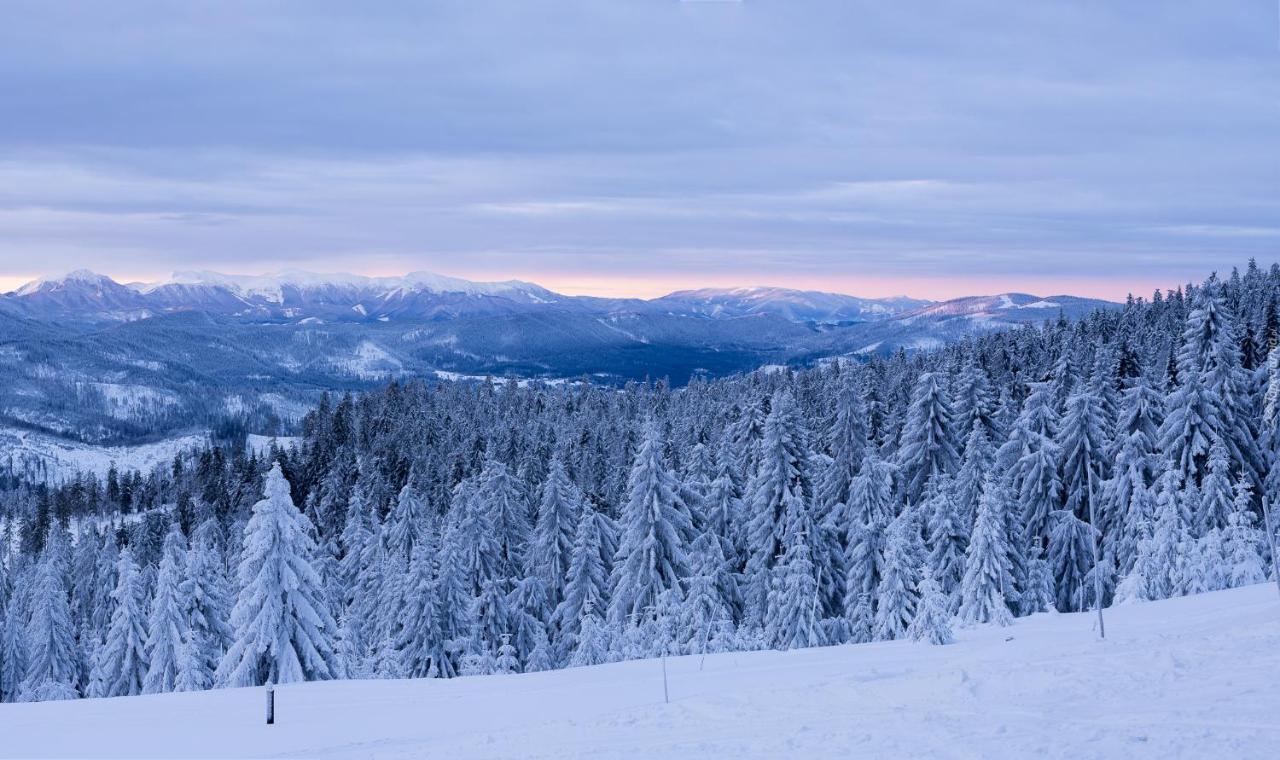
[{"left": 0, "top": 1, "right": 1276, "bottom": 295}]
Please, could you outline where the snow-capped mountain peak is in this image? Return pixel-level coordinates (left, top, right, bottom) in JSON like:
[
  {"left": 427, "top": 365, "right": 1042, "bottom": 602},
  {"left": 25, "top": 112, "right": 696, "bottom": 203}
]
[{"left": 13, "top": 268, "right": 121, "bottom": 297}]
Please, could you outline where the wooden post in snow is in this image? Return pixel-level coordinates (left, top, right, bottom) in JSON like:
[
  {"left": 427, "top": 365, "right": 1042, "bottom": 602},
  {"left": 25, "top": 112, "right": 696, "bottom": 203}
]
[
  {"left": 1262, "top": 494, "right": 1280, "bottom": 600},
  {"left": 266, "top": 682, "right": 275, "bottom": 725},
  {"left": 1085, "top": 455, "right": 1106, "bottom": 640}
]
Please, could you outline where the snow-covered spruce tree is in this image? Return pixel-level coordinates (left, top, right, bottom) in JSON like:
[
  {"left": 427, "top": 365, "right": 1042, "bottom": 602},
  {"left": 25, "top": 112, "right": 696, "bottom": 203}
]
[
  {"left": 1047, "top": 509, "right": 1098, "bottom": 613},
  {"left": 1021, "top": 543, "right": 1056, "bottom": 615},
  {"left": 394, "top": 535, "right": 440, "bottom": 678},
  {"left": 338, "top": 483, "right": 374, "bottom": 598},
  {"left": 957, "top": 477, "right": 1014, "bottom": 627},
  {"left": 495, "top": 634, "right": 519, "bottom": 674},
  {"left": 1146, "top": 467, "right": 1191, "bottom": 600},
  {"left": 552, "top": 509, "right": 610, "bottom": 664},
  {"left": 174, "top": 626, "right": 210, "bottom": 692},
  {"left": 816, "top": 374, "right": 868, "bottom": 514},
  {"left": 385, "top": 478, "right": 428, "bottom": 565},
  {"left": 872, "top": 515, "right": 921, "bottom": 641},
  {"left": 21, "top": 534, "right": 78, "bottom": 701},
  {"left": 608, "top": 421, "right": 694, "bottom": 631},
  {"left": 952, "top": 420, "right": 994, "bottom": 527},
  {"left": 180, "top": 519, "right": 234, "bottom": 688},
  {"left": 1223, "top": 476, "right": 1266, "bottom": 588},
  {"left": 217, "top": 463, "right": 340, "bottom": 686},
  {"left": 896, "top": 371, "right": 960, "bottom": 503},
  {"left": 1, "top": 592, "right": 28, "bottom": 703},
  {"left": 507, "top": 575, "right": 551, "bottom": 671},
  {"left": 765, "top": 533, "right": 823, "bottom": 650},
  {"left": 96, "top": 548, "right": 149, "bottom": 698},
  {"left": 1160, "top": 281, "right": 1261, "bottom": 489},
  {"left": 143, "top": 526, "right": 188, "bottom": 694},
  {"left": 925, "top": 475, "right": 967, "bottom": 606},
  {"left": 908, "top": 570, "right": 954, "bottom": 645},
  {"left": 569, "top": 598, "right": 609, "bottom": 668},
  {"left": 845, "top": 592, "right": 874, "bottom": 645},
  {"left": 1100, "top": 420, "right": 1158, "bottom": 575},
  {"left": 1197, "top": 439, "right": 1235, "bottom": 536},
  {"left": 476, "top": 457, "right": 532, "bottom": 585},
  {"left": 953, "top": 356, "right": 998, "bottom": 447},
  {"left": 680, "top": 531, "right": 734, "bottom": 654},
  {"left": 1057, "top": 386, "right": 1109, "bottom": 523},
  {"left": 838, "top": 447, "right": 897, "bottom": 615},
  {"left": 744, "top": 390, "right": 821, "bottom": 624},
  {"left": 528, "top": 457, "right": 583, "bottom": 609}
]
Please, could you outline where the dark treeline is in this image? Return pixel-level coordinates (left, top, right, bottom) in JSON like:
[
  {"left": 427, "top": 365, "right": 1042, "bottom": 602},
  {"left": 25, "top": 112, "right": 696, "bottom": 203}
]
[{"left": 2, "top": 261, "right": 1278, "bottom": 701}]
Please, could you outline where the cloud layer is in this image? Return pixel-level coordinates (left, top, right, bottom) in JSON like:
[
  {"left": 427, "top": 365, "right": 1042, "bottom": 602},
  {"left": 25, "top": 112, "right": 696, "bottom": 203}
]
[{"left": 1, "top": 1, "right": 1276, "bottom": 297}]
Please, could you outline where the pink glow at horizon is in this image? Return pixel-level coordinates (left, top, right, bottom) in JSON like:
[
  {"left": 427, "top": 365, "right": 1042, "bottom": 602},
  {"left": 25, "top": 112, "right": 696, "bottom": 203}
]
[{"left": 0, "top": 267, "right": 1185, "bottom": 303}]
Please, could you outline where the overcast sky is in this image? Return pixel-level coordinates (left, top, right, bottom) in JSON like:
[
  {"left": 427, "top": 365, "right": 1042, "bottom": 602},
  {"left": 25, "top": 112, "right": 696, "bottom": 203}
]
[{"left": 1, "top": 1, "right": 1276, "bottom": 299}]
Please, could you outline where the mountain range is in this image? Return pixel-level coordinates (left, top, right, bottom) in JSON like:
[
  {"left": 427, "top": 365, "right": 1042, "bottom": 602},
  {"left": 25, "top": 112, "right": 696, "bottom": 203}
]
[{"left": 0, "top": 269, "right": 1116, "bottom": 445}]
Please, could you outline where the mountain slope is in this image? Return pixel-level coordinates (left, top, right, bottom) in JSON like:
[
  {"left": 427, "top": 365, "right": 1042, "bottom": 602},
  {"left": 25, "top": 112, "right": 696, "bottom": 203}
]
[
  {"left": 1, "top": 584, "right": 1275, "bottom": 759},
  {"left": 0, "top": 270, "right": 1118, "bottom": 442}
]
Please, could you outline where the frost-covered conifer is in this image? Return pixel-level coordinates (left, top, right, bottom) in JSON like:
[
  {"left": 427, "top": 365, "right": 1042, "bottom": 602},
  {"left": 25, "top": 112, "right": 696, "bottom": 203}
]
[
  {"left": 143, "top": 527, "right": 188, "bottom": 693},
  {"left": 608, "top": 422, "right": 693, "bottom": 629},
  {"left": 21, "top": 536, "right": 78, "bottom": 702},
  {"left": 925, "top": 475, "right": 966, "bottom": 603},
  {"left": 218, "top": 463, "right": 340, "bottom": 686},
  {"left": 765, "top": 535, "right": 822, "bottom": 650},
  {"left": 1222, "top": 478, "right": 1266, "bottom": 587},
  {"left": 569, "top": 599, "right": 609, "bottom": 668},
  {"left": 1197, "top": 439, "right": 1235, "bottom": 536},
  {"left": 745, "top": 390, "right": 817, "bottom": 622},
  {"left": 896, "top": 372, "right": 960, "bottom": 502},
  {"left": 908, "top": 570, "right": 954, "bottom": 645},
  {"left": 553, "top": 511, "right": 609, "bottom": 663},
  {"left": 529, "top": 457, "right": 583, "bottom": 607},
  {"left": 872, "top": 516, "right": 921, "bottom": 641},
  {"left": 96, "top": 548, "right": 149, "bottom": 697},
  {"left": 181, "top": 519, "right": 233, "bottom": 687},
  {"left": 174, "top": 627, "right": 210, "bottom": 693},
  {"left": 957, "top": 480, "right": 1014, "bottom": 627},
  {"left": 385, "top": 479, "right": 428, "bottom": 564}
]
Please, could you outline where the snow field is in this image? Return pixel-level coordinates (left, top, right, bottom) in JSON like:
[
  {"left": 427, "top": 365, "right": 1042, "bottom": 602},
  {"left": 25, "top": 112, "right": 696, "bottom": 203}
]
[{"left": 2, "top": 582, "right": 1276, "bottom": 759}]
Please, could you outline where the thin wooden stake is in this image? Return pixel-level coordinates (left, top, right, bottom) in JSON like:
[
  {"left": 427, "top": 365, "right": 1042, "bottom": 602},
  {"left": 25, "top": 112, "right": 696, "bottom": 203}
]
[
  {"left": 661, "top": 655, "right": 669, "bottom": 704},
  {"left": 266, "top": 683, "right": 275, "bottom": 725},
  {"left": 1085, "top": 451, "right": 1106, "bottom": 640}
]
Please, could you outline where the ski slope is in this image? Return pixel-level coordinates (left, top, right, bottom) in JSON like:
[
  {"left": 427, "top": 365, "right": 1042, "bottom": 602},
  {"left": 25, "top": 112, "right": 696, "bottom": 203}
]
[{"left": 2, "top": 584, "right": 1277, "bottom": 759}]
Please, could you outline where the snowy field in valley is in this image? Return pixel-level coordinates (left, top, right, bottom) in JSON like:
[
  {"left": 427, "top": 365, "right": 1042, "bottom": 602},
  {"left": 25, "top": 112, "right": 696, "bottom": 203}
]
[
  {"left": 2, "top": 583, "right": 1277, "bottom": 759},
  {"left": 0, "top": 427, "right": 208, "bottom": 482}
]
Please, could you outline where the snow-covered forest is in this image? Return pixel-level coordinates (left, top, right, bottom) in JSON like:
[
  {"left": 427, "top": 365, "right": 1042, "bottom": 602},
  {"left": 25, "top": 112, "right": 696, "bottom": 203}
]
[{"left": 2, "top": 263, "right": 1279, "bottom": 703}]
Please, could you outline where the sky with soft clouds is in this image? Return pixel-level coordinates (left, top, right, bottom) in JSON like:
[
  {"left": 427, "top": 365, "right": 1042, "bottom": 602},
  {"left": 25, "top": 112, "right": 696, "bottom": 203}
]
[{"left": 1, "top": 1, "right": 1276, "bottom": 299}]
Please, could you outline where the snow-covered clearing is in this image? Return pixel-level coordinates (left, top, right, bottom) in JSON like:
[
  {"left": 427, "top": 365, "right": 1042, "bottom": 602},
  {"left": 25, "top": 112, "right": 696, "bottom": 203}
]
[
  {"left": 2, "top": 583, "right": 1277, "bottom": 759},
  {"left": 0, "top": 427, "right": 206, "bottom": 482}
]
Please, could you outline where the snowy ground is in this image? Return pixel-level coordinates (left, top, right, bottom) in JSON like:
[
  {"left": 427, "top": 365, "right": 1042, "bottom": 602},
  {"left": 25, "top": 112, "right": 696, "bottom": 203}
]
[
  {"left": 2, "top": 583, "right": 1277, "bottom": 759},
  {"left": 0, "top": 427, "right": 207, "bottom": 482}
]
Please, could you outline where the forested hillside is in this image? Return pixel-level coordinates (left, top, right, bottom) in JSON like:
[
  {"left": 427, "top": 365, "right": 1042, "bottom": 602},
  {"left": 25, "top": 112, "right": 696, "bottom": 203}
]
[{"left": 1, "top": 262, "right": 1278, "bottom": 702}]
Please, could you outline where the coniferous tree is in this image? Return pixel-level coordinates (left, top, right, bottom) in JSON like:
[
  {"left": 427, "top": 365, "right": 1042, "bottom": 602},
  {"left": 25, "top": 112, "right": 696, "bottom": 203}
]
[
  {"left": 181, "top": 519, "right": 234, "bottom": 687},
  {"left": 957, "top": 479, "right": 1015, "bottom": 627},
  {"left": 529, "top": 457, "right": 583, "bottom": 608},
  {"left": 553, "top": 510, "right": 610, "bottom": 664},
  {"left": 744, "top": 390, "right": 818, "bottom": 623},
  {"left": 143, "top": 527, "right": 188, "bottom": 694},
  {"left": 872, "top": 515, "right": 921, "bottom": 641},
  {"left": 1, "top": 590, "right": 29, "bottom": 703},
  {"left": 765, "top": 533, "right": 823, "bottom": 650},
  {"left": 21, "top": 538, "right": 78, "bottom": 702},
  {"left": 908, "top": 570, "right": 955, "bottom": 645},
  {"left": 1223, "top": 477, "right": 1266, "bottom": 587},
  {"left": 96, "top": 548, "right": 149, "bottom": 698},
  {"left": 218, "top": 463, "right": 340, "bottom": 686},
  {"left": 897, "top": 372, "right": 960, "bottom": 502},
  {"left": 608, "top": 422, "right": 694, "bottom": 630}
]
